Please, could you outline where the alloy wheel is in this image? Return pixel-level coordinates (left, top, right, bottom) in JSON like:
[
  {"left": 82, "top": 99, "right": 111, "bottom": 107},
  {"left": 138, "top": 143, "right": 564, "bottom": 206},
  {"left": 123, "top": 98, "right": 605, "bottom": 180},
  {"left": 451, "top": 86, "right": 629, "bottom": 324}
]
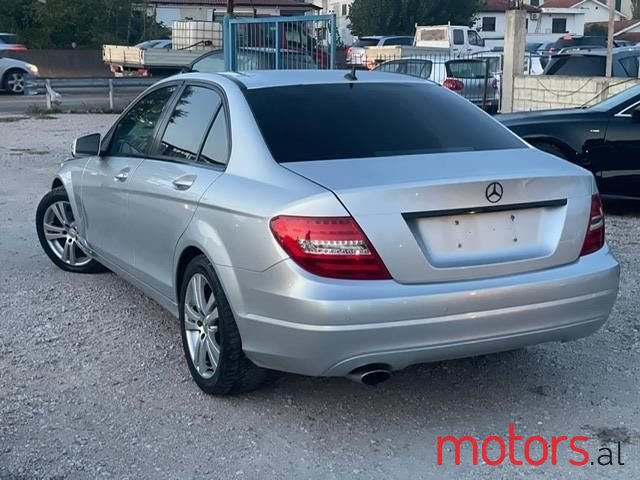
[
  {"left": 42, "top": 201, "right": 92, "bottom": 267},
  {"left": 184, "top": 273, "right": 221, "bottom": 379},
  {"left": 7, "top": 72, "right": 25, "bottom": 94}
]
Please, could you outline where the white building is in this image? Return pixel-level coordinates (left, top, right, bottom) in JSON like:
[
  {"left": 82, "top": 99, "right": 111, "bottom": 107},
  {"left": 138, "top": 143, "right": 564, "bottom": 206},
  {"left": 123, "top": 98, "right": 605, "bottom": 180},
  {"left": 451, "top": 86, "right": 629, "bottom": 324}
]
[
  {"left": 311, "top": 0, "right": 354, "bottom": 45},
  {"left": 475, "top": 0, "right": 628, "bottom": 44}
]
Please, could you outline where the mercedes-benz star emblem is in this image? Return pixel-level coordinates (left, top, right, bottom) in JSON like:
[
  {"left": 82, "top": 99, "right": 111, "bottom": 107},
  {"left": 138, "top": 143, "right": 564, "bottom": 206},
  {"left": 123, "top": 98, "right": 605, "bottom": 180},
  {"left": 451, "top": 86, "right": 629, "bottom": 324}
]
[{"left": 485, "top": 182, "right": 504, "bottom": 203}]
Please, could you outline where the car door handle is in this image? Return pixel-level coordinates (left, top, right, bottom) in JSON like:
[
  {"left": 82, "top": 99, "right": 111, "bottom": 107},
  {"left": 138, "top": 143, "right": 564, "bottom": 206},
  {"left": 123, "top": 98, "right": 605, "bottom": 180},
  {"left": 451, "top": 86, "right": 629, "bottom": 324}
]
[
  {"left": 114, "top": 168, "right": 129, "bottom": 182},
  {"left": 172, "top": 175, "right": 196, "bottom": 191}
]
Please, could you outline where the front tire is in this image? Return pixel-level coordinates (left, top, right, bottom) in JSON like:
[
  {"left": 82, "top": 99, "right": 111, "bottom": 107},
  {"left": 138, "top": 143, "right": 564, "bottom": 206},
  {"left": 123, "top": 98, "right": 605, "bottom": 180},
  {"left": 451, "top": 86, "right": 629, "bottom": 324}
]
[
  {"left": 3, "top": 69, "right": 26, "bottom": 95},
  {"left": 180, "top": 255, "right": 267, "bottom": 395},
  {"left": 36, "top": 187, "right": 106, "bottom": 274}
]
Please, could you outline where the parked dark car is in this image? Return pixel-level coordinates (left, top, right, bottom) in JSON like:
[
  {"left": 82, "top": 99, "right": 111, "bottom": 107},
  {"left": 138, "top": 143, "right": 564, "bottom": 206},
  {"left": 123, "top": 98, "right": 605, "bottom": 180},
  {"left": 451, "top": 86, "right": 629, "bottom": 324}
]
[
  {"left": 544, "top": 47, "right": 640, "bottom": 77},
  {"left": 498, "top": 85, "right": 640, "bottom": 199}
]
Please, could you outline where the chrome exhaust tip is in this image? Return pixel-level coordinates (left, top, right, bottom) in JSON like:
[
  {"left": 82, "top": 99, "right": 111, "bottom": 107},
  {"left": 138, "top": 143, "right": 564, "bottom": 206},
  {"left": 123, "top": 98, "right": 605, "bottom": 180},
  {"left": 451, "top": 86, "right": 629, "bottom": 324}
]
[{"left": 346, "top": 365, "right": 392, "bottom": 386}]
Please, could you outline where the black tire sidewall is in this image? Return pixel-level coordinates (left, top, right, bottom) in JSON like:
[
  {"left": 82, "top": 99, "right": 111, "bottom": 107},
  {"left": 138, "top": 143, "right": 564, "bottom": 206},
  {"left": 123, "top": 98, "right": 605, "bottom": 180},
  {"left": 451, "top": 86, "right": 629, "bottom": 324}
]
[
  {"left": 35, "top": 187, "right": 104, "bottom": 274},
  {"left": 179, "top": 255, "right": 240, "bottom": 394}
]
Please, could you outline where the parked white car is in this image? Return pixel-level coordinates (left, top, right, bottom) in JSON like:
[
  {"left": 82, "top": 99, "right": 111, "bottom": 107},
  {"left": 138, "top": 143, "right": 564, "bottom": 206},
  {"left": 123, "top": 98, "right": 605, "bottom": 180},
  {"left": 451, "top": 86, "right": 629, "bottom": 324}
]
[{"left": 0, "top": 56, "right": 38, "bottom": 94}]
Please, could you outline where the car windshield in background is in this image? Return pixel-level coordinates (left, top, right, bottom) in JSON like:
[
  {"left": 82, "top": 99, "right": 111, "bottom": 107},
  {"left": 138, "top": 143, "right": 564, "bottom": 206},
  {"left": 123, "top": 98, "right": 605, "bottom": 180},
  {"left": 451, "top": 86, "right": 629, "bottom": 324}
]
[
  {"left": 545, "top": 55, "right": 605, "bottom": 76},
  {"left": 244, "top": 83, "right": 524, "bottom": 163},
  {"left": 0, "top": 34, "right": 18, "bottom": 44},
  {"left": 353, "top": 38, "right": 379, "bottom": 47},
  {"left": 591, "top": 84, "right": 640, "bottom": 111}
]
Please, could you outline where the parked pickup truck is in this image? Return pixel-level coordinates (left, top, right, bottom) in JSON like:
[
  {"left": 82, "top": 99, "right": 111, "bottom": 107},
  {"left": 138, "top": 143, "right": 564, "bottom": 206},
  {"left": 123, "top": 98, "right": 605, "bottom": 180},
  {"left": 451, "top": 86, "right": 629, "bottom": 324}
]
[
  {"left": 363, "top": 25, "right": 487, "bottom": 68},
  {"left": 102, "top": 45, "right": 205, "bottom": 77}
]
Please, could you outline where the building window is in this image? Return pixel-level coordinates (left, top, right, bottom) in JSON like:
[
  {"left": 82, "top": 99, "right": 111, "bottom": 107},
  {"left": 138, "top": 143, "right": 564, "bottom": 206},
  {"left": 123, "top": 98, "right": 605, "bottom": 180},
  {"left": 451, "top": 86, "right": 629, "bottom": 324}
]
[
  {"left": 552, "top": 18, "right": 567, "bottom": 34},
  {"left": 341, "top": 3, "right": 347, "bottom": 16},
  {"left": 482, "top": 16, "right": 496, "bottom": 32},
  {"left": 615, "top": 0, "right": 622, "bottom": 11},
  {"left": 530, "top": 0, "right": 539, "bottom": 5}
]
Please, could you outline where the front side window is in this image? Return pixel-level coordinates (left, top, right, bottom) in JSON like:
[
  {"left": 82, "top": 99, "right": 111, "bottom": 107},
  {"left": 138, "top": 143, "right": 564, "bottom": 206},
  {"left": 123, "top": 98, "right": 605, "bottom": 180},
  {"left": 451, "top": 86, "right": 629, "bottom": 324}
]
[
  {"left": 468, "top": 30, "right": 484, "bottom": 47},
  {"left": 109, "top": 86, "right": 176, "bottom": 156},
  {"left": 156, "top": 86, "right": 222, "bottom": 162}
]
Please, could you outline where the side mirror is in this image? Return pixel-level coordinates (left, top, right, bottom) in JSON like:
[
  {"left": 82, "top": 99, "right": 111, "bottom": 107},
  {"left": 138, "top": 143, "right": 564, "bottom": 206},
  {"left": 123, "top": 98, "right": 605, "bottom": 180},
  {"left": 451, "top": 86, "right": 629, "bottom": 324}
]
[
  {"left": 633, "top": 106, "right": 640, "bottom": 121},
  {"left": 72, "top": 133, "right": 101, "bottom": 157}
]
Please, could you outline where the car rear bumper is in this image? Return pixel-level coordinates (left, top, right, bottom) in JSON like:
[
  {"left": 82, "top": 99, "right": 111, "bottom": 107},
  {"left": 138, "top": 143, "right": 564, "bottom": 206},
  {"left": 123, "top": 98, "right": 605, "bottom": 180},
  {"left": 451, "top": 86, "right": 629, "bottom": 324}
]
[{"left": 218, "top": 247, "right": 619, "bottom": 377}]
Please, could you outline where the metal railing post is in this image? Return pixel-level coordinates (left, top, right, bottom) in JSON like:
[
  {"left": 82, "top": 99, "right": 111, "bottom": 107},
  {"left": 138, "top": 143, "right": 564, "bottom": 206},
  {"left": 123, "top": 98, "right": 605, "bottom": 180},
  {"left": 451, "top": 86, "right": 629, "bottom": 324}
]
[
  {"left": 274, "top": 18, "right": 281, "bottom": 70},
  {"left": 330, "top": 14, "right": 337, "bottom": 69},
  {"left": 45, "top": 79, "right": 52, "bottom": 110},
  {"left": 223, "top": 15, "right": 233, "bottom": 71},
  {"left": 108, "top": 79, "right": 114, "bottom": 110}
]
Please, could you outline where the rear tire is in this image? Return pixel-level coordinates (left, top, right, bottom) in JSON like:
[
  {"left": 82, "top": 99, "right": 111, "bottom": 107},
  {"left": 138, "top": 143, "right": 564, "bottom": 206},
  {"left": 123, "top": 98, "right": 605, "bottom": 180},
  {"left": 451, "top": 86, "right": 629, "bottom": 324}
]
[
  {"left": 179, "top": 254, "right": 268, "bottom": 395},
  {"left": 36, "top": 187, "right": 107, "bottom": 274}
]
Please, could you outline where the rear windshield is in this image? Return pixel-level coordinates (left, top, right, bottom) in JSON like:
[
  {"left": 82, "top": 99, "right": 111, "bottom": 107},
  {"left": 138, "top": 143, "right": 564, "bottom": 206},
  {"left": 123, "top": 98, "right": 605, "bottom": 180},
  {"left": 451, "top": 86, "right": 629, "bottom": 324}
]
[
  {"left": 447, "top": 60, "right": 489, "bottom": 79},
  {"left": 244, "top": 83, "right": 524, "bottom": 163},
  {"left": 545, "top": 55, "right": 605, "bottom": 76},
  {"left": 353, "top": 38, "right": 379, "bottom": 47}
]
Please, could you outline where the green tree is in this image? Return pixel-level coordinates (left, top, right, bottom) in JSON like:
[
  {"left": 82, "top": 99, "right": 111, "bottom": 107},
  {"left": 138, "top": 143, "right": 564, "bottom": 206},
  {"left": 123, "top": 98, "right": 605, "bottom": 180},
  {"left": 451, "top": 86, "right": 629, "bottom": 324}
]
[
  {"left": 349, "top": 0, "right": 484, "bottom": 37},
  {"left": 0, "top": 0, "right": 169, "bottom": 48}
]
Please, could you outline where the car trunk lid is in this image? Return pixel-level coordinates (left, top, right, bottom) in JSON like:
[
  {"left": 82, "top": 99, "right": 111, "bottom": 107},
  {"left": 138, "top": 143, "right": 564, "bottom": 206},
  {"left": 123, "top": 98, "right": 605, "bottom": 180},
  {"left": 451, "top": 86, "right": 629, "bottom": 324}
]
[{"left": 282, "top": 148, "right": 593, "bottom": 284}]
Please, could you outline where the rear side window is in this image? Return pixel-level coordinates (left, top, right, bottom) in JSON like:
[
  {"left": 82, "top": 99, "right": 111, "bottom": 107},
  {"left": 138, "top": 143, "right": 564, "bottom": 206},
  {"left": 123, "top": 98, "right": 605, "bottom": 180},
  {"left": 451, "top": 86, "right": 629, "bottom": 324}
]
[
  {"left": 156, "top": 86, "right": 222, "bottom": 162},
  {"left": 619, "top": 56, "right": 639, "bottom": 77},
  {"left": 244, "top": 83, "right": 524, "bottom": 163},
  {"left": 383, "top": 37, "right": 413, "bottom": 46},
  {"left": 453, "top": 30, "right": 465, "bottom": 45},
  {"left": 109, "top": 86, "right": 176, "bottom": 156},
  {"left": 200, "top": 109, "right": 230, "bottom": 166},
  {"left": 545, "top": 56, "right": 605, "bottom": 76}
]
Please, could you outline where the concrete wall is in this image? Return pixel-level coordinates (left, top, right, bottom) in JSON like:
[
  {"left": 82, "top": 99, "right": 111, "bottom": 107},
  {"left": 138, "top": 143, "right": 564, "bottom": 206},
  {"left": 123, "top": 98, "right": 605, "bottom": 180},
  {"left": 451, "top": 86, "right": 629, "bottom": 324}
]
[
  {"left": 2, "top": 50, "right": 110, "bottom": 78},
  {"left": 512, "top": 74, "right": 640, "bottom": 111}
]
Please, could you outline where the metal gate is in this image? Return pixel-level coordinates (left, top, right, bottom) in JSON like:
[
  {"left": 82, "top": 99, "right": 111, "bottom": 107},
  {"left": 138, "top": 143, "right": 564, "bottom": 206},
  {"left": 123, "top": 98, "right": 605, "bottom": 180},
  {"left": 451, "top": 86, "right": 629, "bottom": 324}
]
[{"left": 223, "top": 14, "right": 337, "bottom": 71}]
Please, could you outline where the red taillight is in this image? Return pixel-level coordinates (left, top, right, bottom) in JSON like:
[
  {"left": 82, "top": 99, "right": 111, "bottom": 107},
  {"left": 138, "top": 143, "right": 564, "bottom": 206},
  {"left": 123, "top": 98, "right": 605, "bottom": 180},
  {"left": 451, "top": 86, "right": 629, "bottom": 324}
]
[
  {"left": 580, "top": 194, "right": 605, "bottom": 256},
  {"left": 347, "top": 47, "right": 353, "bottom": 57},
  {"left": 443, "top": 78, "right": 464, "bottom": 92},
  {"left": 269, "top": 216, "right": 391, "bottom": 280}
]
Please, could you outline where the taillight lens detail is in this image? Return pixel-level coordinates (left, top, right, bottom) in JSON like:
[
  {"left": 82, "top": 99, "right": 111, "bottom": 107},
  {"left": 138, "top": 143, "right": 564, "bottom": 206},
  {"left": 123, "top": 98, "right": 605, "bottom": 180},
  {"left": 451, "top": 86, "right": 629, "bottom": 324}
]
[
  {"left": 443, "top": 78, "right": 464, "bottom": 92},
  {"left": 269, "top": 216, "right": 391, "bottom": 280},
  {"left": 580, "top": 194, "right": 605, "bottom": 256}
]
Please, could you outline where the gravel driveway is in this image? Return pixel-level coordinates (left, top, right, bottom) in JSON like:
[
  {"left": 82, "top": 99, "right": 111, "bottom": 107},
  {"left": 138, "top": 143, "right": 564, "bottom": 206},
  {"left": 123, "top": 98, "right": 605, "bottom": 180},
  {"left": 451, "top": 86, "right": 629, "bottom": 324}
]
[{"left": 1, "top": 115, "right": 639, "bottom": 479}]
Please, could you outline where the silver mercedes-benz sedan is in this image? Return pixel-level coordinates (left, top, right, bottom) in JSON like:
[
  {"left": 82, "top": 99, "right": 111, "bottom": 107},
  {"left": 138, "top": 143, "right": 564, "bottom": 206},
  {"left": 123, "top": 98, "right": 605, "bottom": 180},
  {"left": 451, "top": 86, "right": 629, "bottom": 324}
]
[{"left": 35, "top": 70, "right": 620, "bottom": 395}]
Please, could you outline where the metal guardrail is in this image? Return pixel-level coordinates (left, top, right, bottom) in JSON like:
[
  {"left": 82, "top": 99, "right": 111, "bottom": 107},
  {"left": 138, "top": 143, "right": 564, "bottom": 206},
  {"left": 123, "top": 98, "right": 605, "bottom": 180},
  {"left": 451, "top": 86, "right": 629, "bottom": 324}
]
[{"left": 24, "top": 77, "right": 158, "bottom": 110}]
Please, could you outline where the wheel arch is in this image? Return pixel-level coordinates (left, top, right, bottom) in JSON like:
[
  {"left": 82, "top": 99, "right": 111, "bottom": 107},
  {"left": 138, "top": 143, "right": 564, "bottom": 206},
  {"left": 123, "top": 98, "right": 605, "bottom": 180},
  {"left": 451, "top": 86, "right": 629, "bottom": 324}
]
[
  {"left": 51, "top": 177, "right": 64, "bottom": 190},
  {"left": 175, "top": 246, "right": 208, "bottom": 303},
  {"left": 523, "top": 136, "right": 578, "bottom": 162}
]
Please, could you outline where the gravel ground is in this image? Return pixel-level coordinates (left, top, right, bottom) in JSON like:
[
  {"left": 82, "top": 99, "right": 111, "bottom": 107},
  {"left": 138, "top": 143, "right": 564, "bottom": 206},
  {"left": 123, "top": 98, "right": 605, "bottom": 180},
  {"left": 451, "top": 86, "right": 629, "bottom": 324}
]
[{"left": 0, "top": 114, "right": 639, "bottom": 479}]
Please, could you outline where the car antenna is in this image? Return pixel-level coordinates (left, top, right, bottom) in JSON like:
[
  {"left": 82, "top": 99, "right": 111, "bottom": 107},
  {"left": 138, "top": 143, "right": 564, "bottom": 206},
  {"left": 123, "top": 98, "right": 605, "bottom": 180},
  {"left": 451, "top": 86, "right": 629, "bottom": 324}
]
[{"left": 344, "top": 65, "right": 358, "bottom": 81}]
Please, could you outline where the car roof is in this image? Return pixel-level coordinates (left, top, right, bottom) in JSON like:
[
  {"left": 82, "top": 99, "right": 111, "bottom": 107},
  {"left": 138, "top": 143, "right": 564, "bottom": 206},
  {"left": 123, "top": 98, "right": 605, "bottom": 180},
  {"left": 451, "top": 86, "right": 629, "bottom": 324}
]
[
  {"left": 555, "top": 46, "right": 640, "bottom": 57},
  {"left": 182, "top": 70, "right": 431, "bottom": 90}
]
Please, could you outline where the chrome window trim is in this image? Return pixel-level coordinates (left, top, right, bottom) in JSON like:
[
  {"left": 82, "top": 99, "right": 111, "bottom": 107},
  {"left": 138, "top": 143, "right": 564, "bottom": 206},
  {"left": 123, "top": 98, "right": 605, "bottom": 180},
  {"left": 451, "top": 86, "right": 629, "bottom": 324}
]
[{"left": 615, "top": 99, "right": 640, "bottom": 118}]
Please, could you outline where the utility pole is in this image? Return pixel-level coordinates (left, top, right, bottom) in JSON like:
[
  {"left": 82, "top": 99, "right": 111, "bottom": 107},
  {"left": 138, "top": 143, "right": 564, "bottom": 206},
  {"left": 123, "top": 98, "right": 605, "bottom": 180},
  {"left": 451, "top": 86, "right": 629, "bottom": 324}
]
[
  {"left": 605, "top": 0, "right": 615, "bottom": 77},
  {"left": 227, "top": 0, "right": 235, "bottom": 15}
]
